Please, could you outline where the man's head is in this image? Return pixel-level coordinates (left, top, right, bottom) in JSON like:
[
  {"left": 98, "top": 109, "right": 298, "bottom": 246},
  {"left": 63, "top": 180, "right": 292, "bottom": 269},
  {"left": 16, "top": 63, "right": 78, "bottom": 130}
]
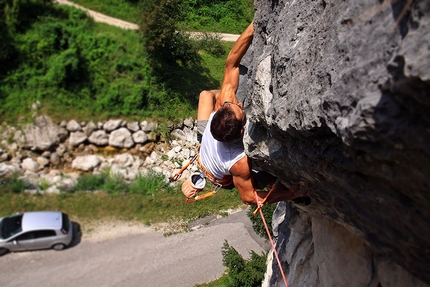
[{"left": 210, "top": 101, "right": 246, "bottom": 142}]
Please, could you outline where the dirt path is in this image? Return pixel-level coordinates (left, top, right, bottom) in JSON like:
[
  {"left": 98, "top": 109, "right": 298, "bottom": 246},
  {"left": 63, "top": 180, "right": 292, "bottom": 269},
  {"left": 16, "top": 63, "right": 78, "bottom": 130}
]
[
  {"left": 0, "top": 209, "right": 269, "bottom": 287},
  {"left": 54, "top": 0, "right": 240, "bottom": 42}
]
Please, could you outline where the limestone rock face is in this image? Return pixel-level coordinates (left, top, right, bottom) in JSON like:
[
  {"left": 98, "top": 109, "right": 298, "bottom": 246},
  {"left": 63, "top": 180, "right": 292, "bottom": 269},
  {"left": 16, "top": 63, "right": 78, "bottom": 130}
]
[{"left": 245, "top": 0, "right": 430, "bottom": 285}]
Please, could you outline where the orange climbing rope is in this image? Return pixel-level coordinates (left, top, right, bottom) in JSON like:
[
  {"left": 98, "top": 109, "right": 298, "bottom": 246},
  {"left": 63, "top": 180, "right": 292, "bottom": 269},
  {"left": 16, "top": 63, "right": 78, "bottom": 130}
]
[
  {"left": 253, "top": 183, "right": 289, "bottom": 287},
  {"left": 252, "top": 178, "right": 279, "bottom": 216}
]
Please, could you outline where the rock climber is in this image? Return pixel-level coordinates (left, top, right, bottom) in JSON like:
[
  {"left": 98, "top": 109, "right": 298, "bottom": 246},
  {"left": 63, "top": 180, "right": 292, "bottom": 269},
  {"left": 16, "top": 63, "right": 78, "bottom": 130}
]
[{"left": 181, "top": 21, "right": 306, "bottom": 205}]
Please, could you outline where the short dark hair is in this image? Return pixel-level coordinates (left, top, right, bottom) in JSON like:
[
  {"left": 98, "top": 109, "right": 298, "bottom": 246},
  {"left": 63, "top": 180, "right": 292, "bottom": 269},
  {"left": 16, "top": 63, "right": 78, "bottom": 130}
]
[{"left": 210, "top": 106, "right": 243, "bottom": 142}]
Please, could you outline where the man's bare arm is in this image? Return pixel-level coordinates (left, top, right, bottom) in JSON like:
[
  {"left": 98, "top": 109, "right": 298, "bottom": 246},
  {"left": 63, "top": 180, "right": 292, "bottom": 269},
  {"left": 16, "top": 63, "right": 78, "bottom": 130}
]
[
  {"left": 215, "top": 22, "right": 254, "bottom": 110},
  {"left": 231, "top": 156, "right": 305, "bottom": 205},
  {"left": 230, "top": 156, "right": 256, "bottom": 204},
  {"left": 230, "top": 156, "right": 274, "bottom": 205}
]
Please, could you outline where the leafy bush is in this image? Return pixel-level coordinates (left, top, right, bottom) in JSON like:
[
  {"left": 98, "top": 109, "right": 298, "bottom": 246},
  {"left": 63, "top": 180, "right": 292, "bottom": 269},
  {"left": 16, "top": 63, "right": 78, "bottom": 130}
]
[
  {"left": 247, "top": 204, "right": 277, "bottom": 240},
  {"left": 221, "top": 240, "right": 267, "bottom": 287},
  {"left": 0, "top": 0, "right": 234, "bottom": 123},
  {"left": 138, "top": 0, "right": 219, "bottom": 119},
  {"left": 69, "top": 0, "right": 254, "bottom": 34},
  {"left": 103, "top": 174, "right": 129, "bottom": 196},
  {"left": 139, "top": 0, "right": 198, "bottom": 74},
  {"left": 0, "top": 3, "right": 148, "bottom": 121},
  {"left": 194, "top": 33, "right": 225, "bottom": 57},
  {"left": 181, "top": 0, "right": 254, "bottom": 34}
]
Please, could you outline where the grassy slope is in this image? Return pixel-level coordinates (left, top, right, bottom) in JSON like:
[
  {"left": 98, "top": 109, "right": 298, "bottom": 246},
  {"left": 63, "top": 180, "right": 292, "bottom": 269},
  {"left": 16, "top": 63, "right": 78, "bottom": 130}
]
[
  {"left": 0, "top": 12, "right": 233, "bottom": 123},
  {"left": 69, "top": 0, "right": 254, "bottom": 34}
]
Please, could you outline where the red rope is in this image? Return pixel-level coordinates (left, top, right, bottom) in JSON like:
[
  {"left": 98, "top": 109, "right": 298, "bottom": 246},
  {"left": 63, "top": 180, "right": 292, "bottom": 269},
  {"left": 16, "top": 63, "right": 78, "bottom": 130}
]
[{"left": 254, "top": 190, "right": 289, "bottom": 287}]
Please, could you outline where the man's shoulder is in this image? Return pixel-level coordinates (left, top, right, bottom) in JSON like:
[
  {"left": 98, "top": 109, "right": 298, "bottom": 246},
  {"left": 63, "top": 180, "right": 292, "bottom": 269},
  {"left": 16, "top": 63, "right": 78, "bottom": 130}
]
[{"left": 230, "top": 155, "right": 251, "bottom": 177}]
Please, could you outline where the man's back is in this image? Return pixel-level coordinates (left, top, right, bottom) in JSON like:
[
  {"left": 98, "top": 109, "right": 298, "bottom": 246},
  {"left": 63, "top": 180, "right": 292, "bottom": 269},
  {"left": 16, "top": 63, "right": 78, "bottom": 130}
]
[{"left": 200, "top": 112, "right": 246, "bottom": 179}]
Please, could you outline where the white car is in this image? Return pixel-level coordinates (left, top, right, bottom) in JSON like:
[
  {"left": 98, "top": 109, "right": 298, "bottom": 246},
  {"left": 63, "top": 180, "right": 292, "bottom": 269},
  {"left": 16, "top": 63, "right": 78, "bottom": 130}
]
[{"left": 0, "top": 211, "right": 73, "bottom": 255}]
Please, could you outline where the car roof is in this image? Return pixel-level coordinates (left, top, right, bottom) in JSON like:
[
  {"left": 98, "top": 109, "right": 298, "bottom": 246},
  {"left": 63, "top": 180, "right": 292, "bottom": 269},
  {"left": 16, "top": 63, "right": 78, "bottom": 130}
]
[{"left": 22, "top": 211, "right": 63, "bottom": 231}]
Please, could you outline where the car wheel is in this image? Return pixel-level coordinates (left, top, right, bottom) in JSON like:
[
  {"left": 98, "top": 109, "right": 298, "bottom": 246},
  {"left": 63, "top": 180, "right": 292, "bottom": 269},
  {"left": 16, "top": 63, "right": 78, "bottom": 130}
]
[
  {"left": 0, "top": 248, "right": 9, "bottom": 256},
  {"left": 52, "top": 243, "right": 66, "bottom": 251}
]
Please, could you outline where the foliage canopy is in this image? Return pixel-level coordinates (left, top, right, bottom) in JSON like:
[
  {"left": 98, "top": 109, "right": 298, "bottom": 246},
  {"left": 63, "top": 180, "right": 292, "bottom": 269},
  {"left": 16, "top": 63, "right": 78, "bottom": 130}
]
[
  {"left": 0, "top": 0, "right": 234, "bottom": 123},
  {"left": 221, "top": 240, "right": 267, "bottom": 287}
]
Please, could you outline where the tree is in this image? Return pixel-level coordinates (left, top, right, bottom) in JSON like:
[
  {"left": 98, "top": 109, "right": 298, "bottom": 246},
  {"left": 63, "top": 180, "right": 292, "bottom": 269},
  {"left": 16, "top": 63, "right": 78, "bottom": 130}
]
[
  {"left": 222, "top": 240, "right": 267, "bottom": 287},
  {"left": 139, "top": 0, "right": 197, "bottom": 76}
]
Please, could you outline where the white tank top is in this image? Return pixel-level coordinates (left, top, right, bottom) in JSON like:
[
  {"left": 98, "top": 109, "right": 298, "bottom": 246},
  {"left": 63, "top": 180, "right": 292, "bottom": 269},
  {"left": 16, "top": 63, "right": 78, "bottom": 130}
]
[{"left": 200, "top": 112, "right": 246, "bottom": 179}]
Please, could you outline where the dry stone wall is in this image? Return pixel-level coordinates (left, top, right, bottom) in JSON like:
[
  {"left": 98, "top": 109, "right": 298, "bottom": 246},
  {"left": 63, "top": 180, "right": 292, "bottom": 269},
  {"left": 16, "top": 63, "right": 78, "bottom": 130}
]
[{"left": 0, "top": 115, "right": 199, "bottom": 193}]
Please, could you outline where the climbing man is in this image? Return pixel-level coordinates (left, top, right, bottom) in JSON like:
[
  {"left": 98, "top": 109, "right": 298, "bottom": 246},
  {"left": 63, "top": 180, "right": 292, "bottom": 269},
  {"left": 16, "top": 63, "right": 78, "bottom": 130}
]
[{"left": 182, "top": 21, "right": 306, "bottom": 205}]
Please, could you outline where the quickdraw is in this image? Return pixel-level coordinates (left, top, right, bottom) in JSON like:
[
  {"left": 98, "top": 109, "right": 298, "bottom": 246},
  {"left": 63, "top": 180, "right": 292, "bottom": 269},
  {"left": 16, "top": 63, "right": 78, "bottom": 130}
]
[{"left": 185, "top": 183, "right": 222, "bottom": 204}]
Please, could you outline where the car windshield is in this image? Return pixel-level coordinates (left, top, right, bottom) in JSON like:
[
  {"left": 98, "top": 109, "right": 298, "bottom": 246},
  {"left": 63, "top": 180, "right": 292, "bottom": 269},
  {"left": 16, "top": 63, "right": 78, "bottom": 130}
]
[{"left": 1, "top": 214, "right": 23, "bottom": 239}]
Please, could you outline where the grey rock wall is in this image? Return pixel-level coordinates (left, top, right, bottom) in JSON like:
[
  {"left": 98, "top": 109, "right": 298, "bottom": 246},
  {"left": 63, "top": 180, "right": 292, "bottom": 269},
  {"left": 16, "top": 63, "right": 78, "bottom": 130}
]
[{"left": 243, "top": 0, "right": 430, "bottom": 285}]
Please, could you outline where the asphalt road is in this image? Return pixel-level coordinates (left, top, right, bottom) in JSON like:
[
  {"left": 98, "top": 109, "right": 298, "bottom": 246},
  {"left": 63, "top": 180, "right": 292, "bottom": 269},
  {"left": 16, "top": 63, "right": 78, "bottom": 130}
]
[{"left": 0, "top": 209, "right": 269, "bottom": 287}]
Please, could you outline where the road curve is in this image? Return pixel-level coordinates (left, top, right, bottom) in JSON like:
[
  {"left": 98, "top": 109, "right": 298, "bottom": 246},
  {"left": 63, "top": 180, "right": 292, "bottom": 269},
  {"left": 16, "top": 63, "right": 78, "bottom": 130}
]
[
  {"left": 54, "top": 0, "right": 240, "bottom": 42},
  {"left": 0, "top": 209, "right": 269, "bottom": 287}
]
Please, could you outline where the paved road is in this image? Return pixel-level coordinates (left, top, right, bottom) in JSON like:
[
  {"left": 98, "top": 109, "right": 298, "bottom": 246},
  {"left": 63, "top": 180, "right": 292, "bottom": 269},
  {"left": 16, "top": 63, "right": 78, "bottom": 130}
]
[
  {"left": 0, "top": 209, "right": 269, "bottom": 287},
  {"left": 54, "top": 0, "right": 240, "bottom": 42}
]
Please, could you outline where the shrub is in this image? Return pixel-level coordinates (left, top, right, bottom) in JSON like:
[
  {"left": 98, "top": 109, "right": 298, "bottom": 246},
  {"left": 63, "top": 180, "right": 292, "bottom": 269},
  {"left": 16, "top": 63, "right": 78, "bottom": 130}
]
[
  {"left": 0, "top": 173, "right": 31, "bottom": 194},
  {"left": 0, "top": 3, "right": 147, "bottom": 121},
  {"left": 247, "top": 204, "right": 277, "bottom": 240},
  {"left": 70, "top": 172, "right": 108, "bottom": 193},
  {"left": 194, "top": 33, "right": 225, "bottom": 57},
  {"left": 139, "top": 0, "right": 196, "bottom": 69},
  {"left": 181, "top": 0, "right": 254, "bottom": 34},
  {"left": 69, "top": 170, "right": 173, "bottom": 197},
  {"left": 129, "top": 171, "right": 173, "bottom": 196},
  {"left": 103, "top": 174, "right": 128, "bottom": 196},
  {"left": 221, "top": 240, "right": 267, "bottom": 287}
]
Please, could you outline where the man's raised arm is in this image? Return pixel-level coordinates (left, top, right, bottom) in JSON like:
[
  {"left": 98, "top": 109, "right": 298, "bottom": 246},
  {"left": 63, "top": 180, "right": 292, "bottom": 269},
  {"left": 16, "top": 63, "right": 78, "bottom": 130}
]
[{"left": 215, "top": 22, "right": 254, "bottom": 109}]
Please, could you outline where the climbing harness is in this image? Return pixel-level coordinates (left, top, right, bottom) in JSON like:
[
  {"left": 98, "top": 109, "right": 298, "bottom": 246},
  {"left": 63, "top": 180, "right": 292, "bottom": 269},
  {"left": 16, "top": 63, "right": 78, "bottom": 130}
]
[
  {"left": 196, "top": 154, "right": 233, "bottom": 187},
  {"left": 169, "top": 147, "right": 223, "bottom": 203},
  {"left": 253, "top": 182, "right": 289, "bottom": 287}
]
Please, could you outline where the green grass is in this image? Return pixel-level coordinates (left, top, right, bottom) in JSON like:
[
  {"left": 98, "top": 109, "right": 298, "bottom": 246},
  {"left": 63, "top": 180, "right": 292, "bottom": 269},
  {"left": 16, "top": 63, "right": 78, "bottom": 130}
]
[
  {"left": 67, "top": 0, "right": 254, "bottom": 34},
  {"left": 0, "top": 172, "right": 245, "bottom": 231},
  {"left": 195, "top": 273, "right": 231, "bottom": 287},
  {"left": 0, "top": 5, "right": 233, "bottom": 124},
  {"left": 71, "top": 0, "right": 141, "bottom": 24}
]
